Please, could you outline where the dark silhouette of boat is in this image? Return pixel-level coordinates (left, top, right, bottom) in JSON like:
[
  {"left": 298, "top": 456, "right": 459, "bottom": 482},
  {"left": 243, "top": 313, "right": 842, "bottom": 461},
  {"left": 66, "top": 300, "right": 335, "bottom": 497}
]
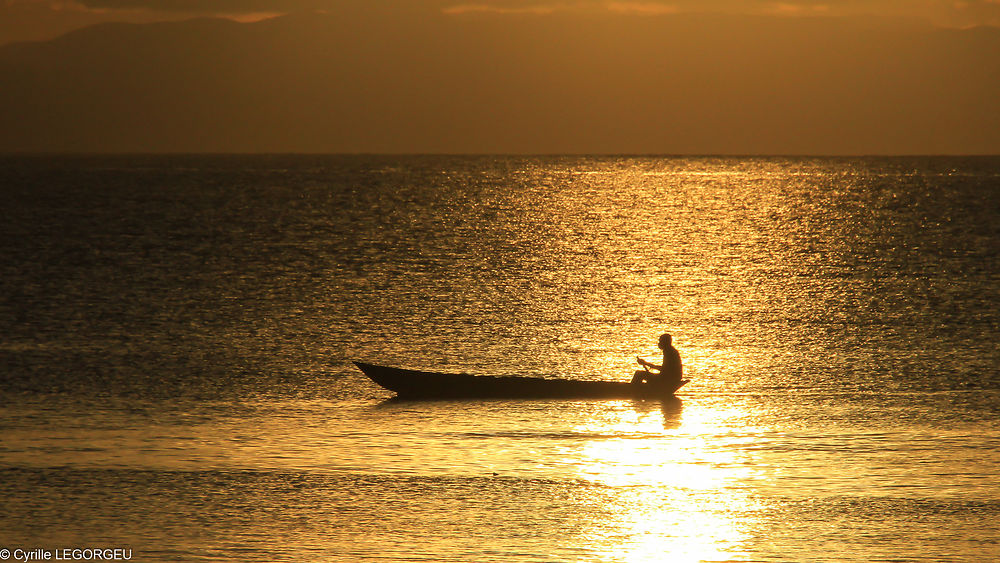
[{"left": 354, "top": 361, "right": 687, "bottom": 400}]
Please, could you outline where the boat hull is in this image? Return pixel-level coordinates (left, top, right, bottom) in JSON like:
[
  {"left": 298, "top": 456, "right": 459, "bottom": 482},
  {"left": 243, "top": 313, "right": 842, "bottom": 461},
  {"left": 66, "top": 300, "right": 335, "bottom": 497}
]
[{"left": 354, "top": 362, "right": 687, "bottom": 400}]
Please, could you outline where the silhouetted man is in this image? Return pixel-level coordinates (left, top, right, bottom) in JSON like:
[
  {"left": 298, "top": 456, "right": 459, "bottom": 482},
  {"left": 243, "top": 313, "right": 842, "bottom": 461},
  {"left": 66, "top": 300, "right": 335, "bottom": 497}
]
[{"left": 632, "top": 333, "right": 683, "bottom": 388}]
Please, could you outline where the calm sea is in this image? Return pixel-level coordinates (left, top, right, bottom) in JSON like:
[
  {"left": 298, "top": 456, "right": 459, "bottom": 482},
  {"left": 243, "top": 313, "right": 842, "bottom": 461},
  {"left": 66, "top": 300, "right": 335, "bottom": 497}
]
[{"left": 1, "top": 155, "right": 998, "bottom": 562}]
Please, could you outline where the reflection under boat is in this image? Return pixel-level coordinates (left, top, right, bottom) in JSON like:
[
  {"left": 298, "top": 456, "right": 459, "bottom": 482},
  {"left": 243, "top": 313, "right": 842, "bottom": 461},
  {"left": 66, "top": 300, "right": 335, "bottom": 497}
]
[{"left": 629, "top": 397, "right": 683, "bottom": 429}]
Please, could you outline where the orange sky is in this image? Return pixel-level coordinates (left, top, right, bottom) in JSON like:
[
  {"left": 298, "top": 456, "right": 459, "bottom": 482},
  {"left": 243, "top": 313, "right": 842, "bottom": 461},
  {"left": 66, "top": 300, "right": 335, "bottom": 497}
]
[
  {"left": 1, "top": 1, "right": 998, "bottom": 153},
  {"left": 4, "top": 0, "right": 1000, "bottom": 44}
]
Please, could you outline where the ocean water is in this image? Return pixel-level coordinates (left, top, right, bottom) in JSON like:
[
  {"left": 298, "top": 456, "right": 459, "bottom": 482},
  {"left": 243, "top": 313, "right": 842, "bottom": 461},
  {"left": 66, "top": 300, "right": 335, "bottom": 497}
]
[{"left": 0, "top": 155, "right": 998, "bottom": 562}]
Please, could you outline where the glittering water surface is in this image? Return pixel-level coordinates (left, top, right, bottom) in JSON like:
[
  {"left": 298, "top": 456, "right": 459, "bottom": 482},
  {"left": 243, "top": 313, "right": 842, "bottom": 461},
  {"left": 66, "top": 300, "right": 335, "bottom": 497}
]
[{"left": 1, "top": 156, "right": 998, "bottom": 561}]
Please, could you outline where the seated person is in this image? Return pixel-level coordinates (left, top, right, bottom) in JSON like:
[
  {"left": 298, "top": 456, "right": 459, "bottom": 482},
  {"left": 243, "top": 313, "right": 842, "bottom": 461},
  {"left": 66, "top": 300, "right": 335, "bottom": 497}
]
[{"left": 631, "top": 333, "right": 683, "bottom": 387}]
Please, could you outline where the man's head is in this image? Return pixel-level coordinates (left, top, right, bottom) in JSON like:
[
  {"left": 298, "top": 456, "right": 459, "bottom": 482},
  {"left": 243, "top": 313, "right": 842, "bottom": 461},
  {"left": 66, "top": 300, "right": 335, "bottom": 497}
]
[{"left": 658, "top": 333, "right": 672, "bottom": 349}]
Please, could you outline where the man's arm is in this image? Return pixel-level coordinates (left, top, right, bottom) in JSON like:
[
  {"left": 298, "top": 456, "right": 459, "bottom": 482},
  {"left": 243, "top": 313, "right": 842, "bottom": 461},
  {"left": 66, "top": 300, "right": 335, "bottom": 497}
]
[{"left": 637, "top": 357, "right": 663, "bottom": 371}]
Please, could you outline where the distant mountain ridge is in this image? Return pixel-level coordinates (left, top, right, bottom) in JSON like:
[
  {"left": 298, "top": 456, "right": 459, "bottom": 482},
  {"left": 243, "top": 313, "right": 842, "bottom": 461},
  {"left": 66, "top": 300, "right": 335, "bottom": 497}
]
[{"left": 2, "top": 11, "right": 998, "bottom": 154}]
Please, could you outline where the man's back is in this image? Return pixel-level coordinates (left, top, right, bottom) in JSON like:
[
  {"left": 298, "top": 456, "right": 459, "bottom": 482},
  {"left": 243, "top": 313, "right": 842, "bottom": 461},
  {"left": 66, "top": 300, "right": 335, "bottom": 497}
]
[{"left": 662, "top": 346, "right": 682, "bottom": 384}]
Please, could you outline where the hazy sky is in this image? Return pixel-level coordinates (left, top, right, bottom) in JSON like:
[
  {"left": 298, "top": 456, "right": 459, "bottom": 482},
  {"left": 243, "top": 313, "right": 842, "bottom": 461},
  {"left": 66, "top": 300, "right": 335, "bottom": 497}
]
[
  {"left": 1, "top": 1, "right": 998, "bottom": 153},
  {"left": 4, "top": 0, "right": 1000, "bottom": 44}
]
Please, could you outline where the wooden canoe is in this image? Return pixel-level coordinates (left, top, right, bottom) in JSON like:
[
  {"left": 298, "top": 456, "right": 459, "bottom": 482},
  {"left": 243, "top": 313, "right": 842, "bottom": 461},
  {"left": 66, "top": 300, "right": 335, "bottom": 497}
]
[{"left": 354, "top": 361, "right": 687, "bottom": 400}]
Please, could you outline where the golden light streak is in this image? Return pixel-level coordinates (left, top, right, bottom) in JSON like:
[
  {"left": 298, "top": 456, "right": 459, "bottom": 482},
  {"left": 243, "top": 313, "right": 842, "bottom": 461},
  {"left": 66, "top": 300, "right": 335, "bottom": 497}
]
[{"left": 571, "top": 400, "right": 766, "bottom": 561}]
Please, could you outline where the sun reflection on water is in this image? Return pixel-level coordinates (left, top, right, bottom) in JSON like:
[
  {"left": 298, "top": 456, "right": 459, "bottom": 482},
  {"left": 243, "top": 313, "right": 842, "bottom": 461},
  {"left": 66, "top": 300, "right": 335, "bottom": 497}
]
[{"left": 573, "top": 400, "right": 765, "bottom": 562}]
